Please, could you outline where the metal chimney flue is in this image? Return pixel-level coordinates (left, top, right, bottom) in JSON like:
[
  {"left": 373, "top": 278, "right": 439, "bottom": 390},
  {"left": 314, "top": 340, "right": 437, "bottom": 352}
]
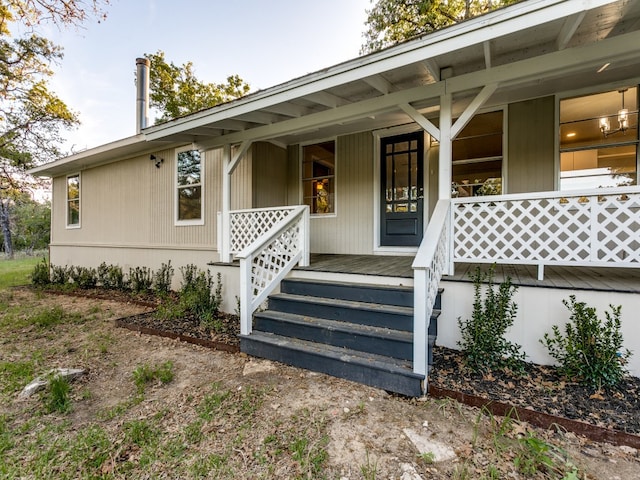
[{"left": 135, "top": 57, "right": 150, "bottom": 134}]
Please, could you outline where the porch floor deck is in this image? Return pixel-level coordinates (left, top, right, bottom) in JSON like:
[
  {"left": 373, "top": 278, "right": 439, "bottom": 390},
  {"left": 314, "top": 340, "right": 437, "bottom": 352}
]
[{"left": 296, "top": 254, "right": 640, "bottom": 294}]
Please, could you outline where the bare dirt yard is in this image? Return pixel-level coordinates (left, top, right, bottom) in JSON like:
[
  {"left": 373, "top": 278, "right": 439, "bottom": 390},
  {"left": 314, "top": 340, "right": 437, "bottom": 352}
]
[{"left": 1, "top": 288, "right": 639, "bottom": 479}]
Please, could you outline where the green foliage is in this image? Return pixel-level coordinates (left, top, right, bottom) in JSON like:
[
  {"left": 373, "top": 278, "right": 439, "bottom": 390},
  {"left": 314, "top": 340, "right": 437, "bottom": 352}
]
[
  {"left": 542, "top": 295, "right": 631, "bottom": 389},
  {"left": 133, "top": 361, "right": 174, "bottom": 394},
  {"left": 128, "top": 266, "right": 153, "bottom": 293},
  {"left": 153, "top": 260, "right": 174, "bottom": 294},
  {"left": 31, "top": 305, "right": 67, "bottom": 328},
  {"left": 69, "top": 266, "right": 97, "bottom": 289},
  {"left": 49, "top": 264, "right": 71, "bottom": 285},
  {"left": 43, "top": 374, "right": 71, "bottom": 413},
  {"left": 514, "top": 433, "right": 569, "bottom": 476},
  {"left": 30, "top": 257, "right": 50, "bottom": 286},
  {"left": 178, "top": 264, "right": 223, "bottom": 324},
  {"left": 458, "top": 266, "right": 524, "bottom": 373},
  {"left": 144, "top": 50, "right": 251, "bottom": 123},
  {"left": 361, "top": 0, "right": 520, "bottom": 54},
  {"left": 2, "top": 198, "right": 51, "bottom": 253},
  {"left": 97, "top": 262, "right": 126, "bottom": 290}
]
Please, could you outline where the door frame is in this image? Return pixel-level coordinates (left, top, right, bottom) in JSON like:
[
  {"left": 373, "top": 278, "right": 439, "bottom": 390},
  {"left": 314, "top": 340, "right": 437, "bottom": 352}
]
[{"left": 373, "top": 125, "right": 430, "bottom": 254}]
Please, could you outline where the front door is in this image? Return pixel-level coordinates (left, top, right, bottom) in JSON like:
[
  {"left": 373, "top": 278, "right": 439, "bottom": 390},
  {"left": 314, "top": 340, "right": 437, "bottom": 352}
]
[{"left": 380, "top": 132, "right": 424, "bottom": 247}]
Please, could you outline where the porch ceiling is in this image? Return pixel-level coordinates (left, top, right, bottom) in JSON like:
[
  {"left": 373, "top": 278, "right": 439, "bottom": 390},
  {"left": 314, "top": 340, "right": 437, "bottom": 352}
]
[{"left": 140, "top": 0, "right": 640, "bottom": 149}]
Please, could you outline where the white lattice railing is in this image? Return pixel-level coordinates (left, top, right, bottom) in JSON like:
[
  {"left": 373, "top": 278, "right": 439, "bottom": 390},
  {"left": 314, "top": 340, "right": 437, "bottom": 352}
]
[
  {"left": 229, "top": 206, "right": 300, "bottom": 256},
  {"left": 452, "top": 186, "right": 640, "bottom": 279},
  {"left": 236, "top": 205, "right": 310, "bottom": 335},
  {"left": 412, "top": 199, "right": 451, "bottom": 383}
]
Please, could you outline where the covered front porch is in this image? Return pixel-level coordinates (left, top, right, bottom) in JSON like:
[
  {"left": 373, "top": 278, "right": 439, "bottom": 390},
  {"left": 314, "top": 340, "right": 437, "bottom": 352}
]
[{"left": 296, "top": 254, "right": 640, "bottom": 293}]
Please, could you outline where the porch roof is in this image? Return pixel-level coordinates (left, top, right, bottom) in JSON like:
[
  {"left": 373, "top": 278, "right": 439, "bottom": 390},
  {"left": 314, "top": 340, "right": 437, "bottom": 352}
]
[{"left": 31, "top": 0, "right": 640, "bottom": 177}]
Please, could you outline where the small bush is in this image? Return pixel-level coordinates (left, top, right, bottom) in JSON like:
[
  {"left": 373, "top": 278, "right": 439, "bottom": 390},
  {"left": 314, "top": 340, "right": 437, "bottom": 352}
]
[
  {"left": 542, "top": 295, "right": 631, "bottom": 389},
  {"left": 129, "top": 266, "right": 153, "bottom": 293},
  {"left": 458, "top": 266, "right": 525, "bottom": 373},
  {"left": 97, "top": 263, "right": 126, "bottom": 290},
  {"left": 153, "top": 261, "right": 174, "bottom": 295},
  {"left": 70, "top": 266, "right": 98, "bottom": 289},
  {"left": 30, "top": 258, "right": 50, "bottom": 286},
  {"left": 180, "top": 267, "right": 223, "bottom": 324},
  {"left": 50, "top": 265, "right": 71, "bottom": 285}
]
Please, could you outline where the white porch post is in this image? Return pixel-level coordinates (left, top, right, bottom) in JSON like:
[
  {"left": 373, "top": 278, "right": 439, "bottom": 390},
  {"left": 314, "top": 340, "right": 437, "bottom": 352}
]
[
  {"left": 439, "top": 92, "right": 454, "bottom": 275},
  {"left": 220, "top": 144, "right": 232, "bottom": 263},
  {"left": 438, "top": 92, "right": 453, "bottom": 201}
]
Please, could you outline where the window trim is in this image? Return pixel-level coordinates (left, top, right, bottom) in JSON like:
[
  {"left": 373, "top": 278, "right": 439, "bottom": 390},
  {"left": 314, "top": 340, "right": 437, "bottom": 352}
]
[
  {"left": 174, "top": 146, "right": 205, "bottom": 226},
  {"left": 299, "top": 137, "right": 337, "bottom": 218},
  {"left": 65, "top": 173, "right": 81, "bottom": 229}
]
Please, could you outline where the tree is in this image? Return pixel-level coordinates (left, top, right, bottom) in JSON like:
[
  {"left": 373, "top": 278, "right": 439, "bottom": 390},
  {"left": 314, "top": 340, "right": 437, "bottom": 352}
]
[
  {"left": 361, "top": 0, "right": 521, "bottom": 54},
  {"left": 0, "top": 0, "right": 108, "bottom": 257},
  {"left": 144, "top": 50, "right": 251, "bottom": 123},
  {"left": 0, "top": 192, "right": 50, "bottom": 254}
]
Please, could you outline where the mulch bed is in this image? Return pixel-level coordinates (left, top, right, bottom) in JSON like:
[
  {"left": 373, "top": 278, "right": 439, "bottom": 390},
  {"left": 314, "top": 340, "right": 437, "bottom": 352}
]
[
  {"left": 118, "top": 311, "right": 240, "bottom": 351},
  {"left": 429, "top": 347, "right": 640, "bottom": 443}
]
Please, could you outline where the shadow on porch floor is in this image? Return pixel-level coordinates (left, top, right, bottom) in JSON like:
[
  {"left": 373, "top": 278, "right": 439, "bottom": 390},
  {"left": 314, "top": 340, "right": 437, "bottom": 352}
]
[{"left": 296, "top": 254, "right": 640, "bottom": 294}]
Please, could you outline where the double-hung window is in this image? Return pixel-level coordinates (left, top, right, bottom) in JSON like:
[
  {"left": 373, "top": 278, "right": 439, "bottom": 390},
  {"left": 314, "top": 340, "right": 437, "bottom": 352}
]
[
  {"left": 66, "top": 174, "right": 80, "bottom": 228},
  {"left": 176, "top": 148, "right": 203, "bottom": 224}
]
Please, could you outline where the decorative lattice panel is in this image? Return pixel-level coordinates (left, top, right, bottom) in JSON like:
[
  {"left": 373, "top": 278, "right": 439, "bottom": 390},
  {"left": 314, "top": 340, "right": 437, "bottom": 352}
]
[
  {"left": 230, "top": 207, "right": 297, "bottom": 254},
  {"left": 453, "top": 190, "right": 640, "bottom": 267},
  {"left": 250, "top": 223, "right": 301, "bottom": 306}
]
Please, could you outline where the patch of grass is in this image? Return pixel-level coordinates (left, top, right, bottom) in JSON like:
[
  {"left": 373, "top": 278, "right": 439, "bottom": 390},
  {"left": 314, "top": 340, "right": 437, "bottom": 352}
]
[
  {"left": 0, "top": 255, "right": 43, "bottom": 289},
  {"left": 361, "top": 450, "right": 379, "bottom": 480},
  {"left": 0, "top": 360, "right": 35, "bottom": 394},
  {"left": 43, "top": 374, "right": 71, "bottom": 414},
  {"left": 132, "top": 361, "right": 175, "bottom": 393},
  {"left": 123, "top": 419, "right": 159, "bottom": 447}
]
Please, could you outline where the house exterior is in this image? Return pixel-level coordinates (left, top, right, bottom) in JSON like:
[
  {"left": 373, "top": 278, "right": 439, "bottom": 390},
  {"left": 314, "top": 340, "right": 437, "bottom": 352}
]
[{"left": 32, "top": 0, "right": 640, "bottom": 395}]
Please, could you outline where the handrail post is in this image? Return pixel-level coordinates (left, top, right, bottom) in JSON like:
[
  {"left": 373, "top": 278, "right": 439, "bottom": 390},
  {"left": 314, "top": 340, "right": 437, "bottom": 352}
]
[
  {"left": 413, "top": 268, "right": 428, "bottom": 378},
  {"left": 239, "top": 255, "right": 252, "bottom": 335},
  {"left": 300, "top": 207, "right": 310, "bottom": 267}
]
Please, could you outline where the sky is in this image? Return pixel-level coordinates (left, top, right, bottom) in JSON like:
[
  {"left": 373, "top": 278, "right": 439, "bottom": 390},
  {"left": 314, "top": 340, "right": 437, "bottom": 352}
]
[{"left": 45, "top": 0, "right": 372, "bottom": 153}]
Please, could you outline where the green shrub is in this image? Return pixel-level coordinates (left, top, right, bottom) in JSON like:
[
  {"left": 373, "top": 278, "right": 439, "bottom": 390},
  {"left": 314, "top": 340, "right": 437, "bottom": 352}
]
[
  {"left": 129, "top": 266, "right": 153, "bottom": 293},
  {"left": 179, "top": 267, "right": 223, "bottom": 324},
  {"left": 30, "top": 258, "right": 50, "bottom": 286},
  {"left": 50, "top": 264, "right": 71, "bottom": 285},
  {"left": 97, "top": 262, "right": 126, "bottom": 290},
  {"left": 541, "top": 295, "right": 631, "bottom": 389},
  {"left": 458, "top": 266, "right": 524, "bottom": 373},
  {"left": 153, "top": 261, "right": 174, "bottom": 295},
  {"left": 70, "top": 266, "right": 97, "bottom": 289}
]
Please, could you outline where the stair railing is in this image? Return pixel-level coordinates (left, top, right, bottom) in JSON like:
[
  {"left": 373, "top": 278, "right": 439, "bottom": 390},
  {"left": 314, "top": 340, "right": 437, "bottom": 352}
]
[
  {"left": 236, "top": 205, "right": 310, "bottom": 335},
  {"left": 412, "top": 199, "right": 451, "bottom": 383}
]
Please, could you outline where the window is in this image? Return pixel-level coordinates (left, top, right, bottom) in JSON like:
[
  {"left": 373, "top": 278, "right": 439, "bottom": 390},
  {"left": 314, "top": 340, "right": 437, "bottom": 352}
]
[
  {"left": 176, "top": 149, "right": 203, "bottom": 223},
  {"left": 560, "top": 87, "right": 638, "bottom": 190},
  {"left": 302, "top": 141, "right": 335, "bottom": 215},
  {"left": 66, "top": 174, "right": 80, "bottom": 227},
  {"left": 451, "top": 111, "right": 504, "bottom": 197}
]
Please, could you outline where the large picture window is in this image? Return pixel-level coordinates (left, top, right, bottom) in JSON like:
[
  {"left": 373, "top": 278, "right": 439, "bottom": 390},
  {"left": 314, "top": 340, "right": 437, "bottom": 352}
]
[
  {"left": 176, "top": 149, "right": 203, "bottom": 223},
  {"left": 560, "top": 87, "right": 638, "bottom": 190},
  {"left": 451, "top": 110, "right": 503, "bottom": 197},
  {"left": 302, "top": 141, "right": 335, "bottom": 215},
  {"left": 66, "top": 174, "right": 80, "bottom": 227}
]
